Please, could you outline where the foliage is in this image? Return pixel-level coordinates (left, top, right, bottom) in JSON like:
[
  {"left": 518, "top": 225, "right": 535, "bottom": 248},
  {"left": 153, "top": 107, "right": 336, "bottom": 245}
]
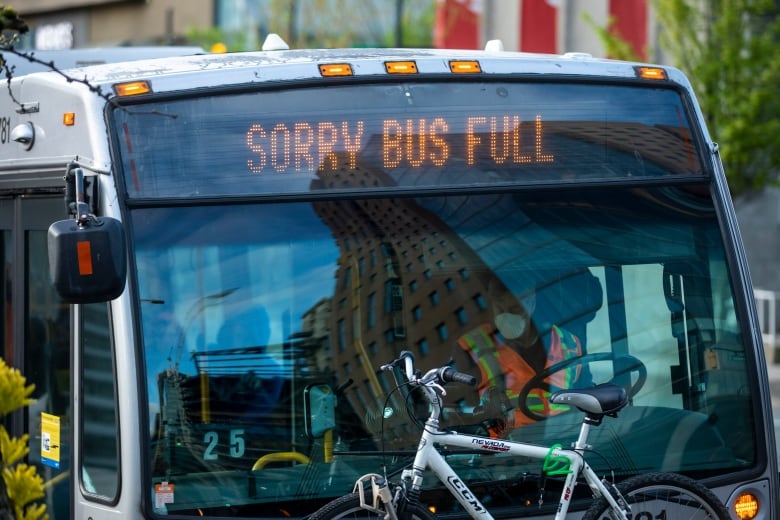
[
  {"left": 184, "top": 27, "right": 247, "bottom": 53},
  {"left": 0, "top": 6, "right": 27, "bottom": 36},
  {"left": 379, "top": 2, "right": 436, "bottom": 48},
  {"left": 583, "top": 13, "right": 642, "bottom": 62},
  {"left": 0, "top": 359, "right": 47, "bottom": 520},
  {"left": 589, "top": 0, "right": 780, "bottom": 195},
  {"left": 0, "top": 4, "right": 29, "bottom": 76},
  {"left": 224, "top": 0, "right": 434, "bottom": 50}
]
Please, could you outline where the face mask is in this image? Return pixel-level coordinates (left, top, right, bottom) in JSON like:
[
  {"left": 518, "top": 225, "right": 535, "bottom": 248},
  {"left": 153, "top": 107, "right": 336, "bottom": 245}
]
[{"left": 495, "top": 312, "right": 527, "bottom": 339}]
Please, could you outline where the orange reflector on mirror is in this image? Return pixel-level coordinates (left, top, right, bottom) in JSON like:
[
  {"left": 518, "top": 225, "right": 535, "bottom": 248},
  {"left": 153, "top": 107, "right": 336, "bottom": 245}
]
[{"left": 77, "top": 241, "right": 94, "bottom": 275}]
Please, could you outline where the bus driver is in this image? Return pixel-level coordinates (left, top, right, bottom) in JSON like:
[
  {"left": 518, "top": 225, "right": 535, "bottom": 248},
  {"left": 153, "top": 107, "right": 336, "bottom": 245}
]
[{"left": 458, "top": 274, "right": 598, "bottom": 436}]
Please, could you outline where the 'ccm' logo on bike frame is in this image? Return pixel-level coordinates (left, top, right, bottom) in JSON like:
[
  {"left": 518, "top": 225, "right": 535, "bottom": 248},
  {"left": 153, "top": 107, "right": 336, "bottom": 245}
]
[{"left": 447, "top": 476, "right": 486, "bottom": 513}]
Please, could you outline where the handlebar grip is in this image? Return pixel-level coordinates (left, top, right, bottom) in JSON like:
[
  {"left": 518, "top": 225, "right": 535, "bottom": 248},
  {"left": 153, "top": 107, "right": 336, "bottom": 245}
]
[
  {"left": 440, "top": 367, "right": 477, "bottom": 386},
  {"left": 399, "top": 350, "right": 415, "bottom": 380},
  {"left": 381, "top": 351, "right": 417, "bottom": 380}
]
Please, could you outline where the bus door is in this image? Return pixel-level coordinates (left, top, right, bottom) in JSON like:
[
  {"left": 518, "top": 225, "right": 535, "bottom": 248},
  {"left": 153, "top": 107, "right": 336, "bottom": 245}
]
[{"left": 0, "top": 194, "right": 71, "bottom": 520}]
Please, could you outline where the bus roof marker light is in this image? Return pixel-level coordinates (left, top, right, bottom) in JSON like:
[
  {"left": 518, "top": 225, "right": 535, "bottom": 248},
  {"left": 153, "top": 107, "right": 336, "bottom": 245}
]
[
  {"left": 450, "top": 60, "right": 481, "bottom": 74},
  {"left": 319, "top": 63, "right": 353, "bottom": 77},
  {"left": 385, "top": 61, "right": 418, "bottom": 74},
  {"left": 63, "top": 112, "right": 75, "bottom": 126},
  {"left": 113, "top": 80, "right": 152, "bottom": 97},
  {"left": 635, "top": 66, "right": 668, "bottom": 80}
]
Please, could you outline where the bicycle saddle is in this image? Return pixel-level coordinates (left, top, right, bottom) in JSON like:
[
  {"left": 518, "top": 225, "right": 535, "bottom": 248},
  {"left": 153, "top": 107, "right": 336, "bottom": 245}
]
[{"left": 549, "top": 383, "right": 628, "bottom": 416}]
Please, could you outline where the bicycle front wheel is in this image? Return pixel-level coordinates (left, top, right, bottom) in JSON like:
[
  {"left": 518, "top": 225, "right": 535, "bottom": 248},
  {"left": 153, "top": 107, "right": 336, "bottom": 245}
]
[
  {"left": 308, "top": 492, "right": 437, "bottom": 520},
  {"left": 583, "top": 472, "right": 730, "bottom": 520}
]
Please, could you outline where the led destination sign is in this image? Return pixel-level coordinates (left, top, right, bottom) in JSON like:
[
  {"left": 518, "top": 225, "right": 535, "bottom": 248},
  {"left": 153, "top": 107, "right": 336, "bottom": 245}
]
[
  {"left": 246, "top": 114, "right": 554, "bottom": 174},
  {"left": 115, "top": 81, "right": 705, "bottom": 198}
]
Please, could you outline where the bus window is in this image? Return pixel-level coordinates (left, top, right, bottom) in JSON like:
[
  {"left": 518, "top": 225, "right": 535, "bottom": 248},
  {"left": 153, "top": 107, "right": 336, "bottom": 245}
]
[
  {"left": 129, "top": 186, "right": 749, "bottom": 515},
  {"left": 0, "top": 212, "right": 10, "bottom": 363},
  {"left": 80, "top": 302, "right": 120, "bottom": 500}
]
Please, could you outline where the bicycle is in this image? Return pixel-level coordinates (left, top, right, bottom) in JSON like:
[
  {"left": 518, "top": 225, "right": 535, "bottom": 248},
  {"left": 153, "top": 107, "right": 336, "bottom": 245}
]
[{"left": 308, "top": 351, "right": 730, "bottom": 520}]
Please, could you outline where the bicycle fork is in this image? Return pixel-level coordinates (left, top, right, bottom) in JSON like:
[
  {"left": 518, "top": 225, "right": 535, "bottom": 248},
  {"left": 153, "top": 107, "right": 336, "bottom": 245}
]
[
  {"left": 349, "top": 422, "right": 435, "bottom": 520},
  {"left": 352, "top": 473, "right": 401, "bottom": 520}
]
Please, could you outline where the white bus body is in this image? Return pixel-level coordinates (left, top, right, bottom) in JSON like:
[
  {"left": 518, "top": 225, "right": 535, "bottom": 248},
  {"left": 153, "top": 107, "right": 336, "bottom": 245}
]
[{"left": 1, "top": 42, "right": 774, "bottom": 520}]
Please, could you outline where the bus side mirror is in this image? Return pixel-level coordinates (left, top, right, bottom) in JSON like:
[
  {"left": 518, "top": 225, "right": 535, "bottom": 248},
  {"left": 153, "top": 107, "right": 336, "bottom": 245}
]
[
  {"left": 48, "top": 216, "right": 127, "bottom": 304},
  {"left": 304, "top": 384, "right": 336, "bottom": 438}
]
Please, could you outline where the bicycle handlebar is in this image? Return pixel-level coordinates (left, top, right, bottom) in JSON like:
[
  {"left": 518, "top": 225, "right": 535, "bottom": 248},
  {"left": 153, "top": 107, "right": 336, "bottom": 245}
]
[
  {"left": 382, "top": 352, "right": 476, "bottom": 389},
  {"left": 439, "top": 367, "right": 477, "bottom": 386}
]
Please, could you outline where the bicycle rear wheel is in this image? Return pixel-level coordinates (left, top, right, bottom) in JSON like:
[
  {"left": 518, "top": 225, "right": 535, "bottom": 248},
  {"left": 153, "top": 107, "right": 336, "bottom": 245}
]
[
  {"left": 308, "top": 492, "right": 436, "bottom": 520},
  {"left": 583, "top": 472, "right": 730, "bottom": 520}
]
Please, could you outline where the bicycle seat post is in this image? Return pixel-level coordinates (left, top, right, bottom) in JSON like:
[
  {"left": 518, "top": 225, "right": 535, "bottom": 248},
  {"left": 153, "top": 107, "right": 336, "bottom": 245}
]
[{"left": 572, "top": 418, "right": 594, "bottom": 452}]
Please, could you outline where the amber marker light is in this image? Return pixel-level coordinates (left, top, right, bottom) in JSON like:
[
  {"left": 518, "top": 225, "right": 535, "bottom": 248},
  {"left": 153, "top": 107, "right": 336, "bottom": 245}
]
[
  {"left": 319, "top": 63, "right": 353, "bottom": 76},
  {"left": 450, "top": 60, "right": 482, "bottom": 73},
  {"left": 113, "top": 80, "right": 152, "bottom": 96},
  {"left": 733, "top": 492, "right": 759, "bottom": 520},
  {"left": 635, "top": 66, "right": 668, "bottom": 80},
  {"left": 63, "top": 112, "right": 75, "bottom": 126},
  {"left": 385, "top": 61, "right": 418, "bottom": 74}
]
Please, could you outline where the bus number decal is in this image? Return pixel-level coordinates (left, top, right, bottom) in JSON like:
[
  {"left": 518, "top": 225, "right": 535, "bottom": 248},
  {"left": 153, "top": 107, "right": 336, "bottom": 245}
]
[
  {"left": 202, "top": 429, "right": 245, "bottom": 460},
  {"left": 203, "top": 431, "right": 218, "bottom": 460},
  {"left": 0, "top": 117, "right": 10, "bottom": 144},
  {"left": 229, "top": 428, "right": 245, "bottom": 458}
]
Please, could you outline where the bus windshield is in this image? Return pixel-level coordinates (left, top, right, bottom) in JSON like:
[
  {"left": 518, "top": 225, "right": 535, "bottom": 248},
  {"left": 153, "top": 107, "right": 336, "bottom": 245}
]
[{"left": 114, "top": 81, "right": 755, "bottom": 517}]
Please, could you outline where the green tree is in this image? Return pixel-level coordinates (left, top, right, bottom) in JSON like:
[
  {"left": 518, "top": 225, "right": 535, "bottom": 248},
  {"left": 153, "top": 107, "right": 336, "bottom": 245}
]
[
  {"left": 591, "top": 0, "right": 780, "bottom": 195},
  {"left": 584, "top": 12, "right": 642, "bottom": 61},
  {"left": 184, "top": 27, "right": 247, "bottom": 53},
  {"left": 227, "top": 0, "right": 434, "bottom": 50},
  {"left": 379, "top": 1, "right": 435, "bottom": 48},
  {"left": 0, "top": 5, "right": 27, "bottom": 36}
]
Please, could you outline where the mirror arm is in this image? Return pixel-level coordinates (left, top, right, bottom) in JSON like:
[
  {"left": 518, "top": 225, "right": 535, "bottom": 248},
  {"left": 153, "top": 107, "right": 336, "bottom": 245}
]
[
  {"left": 73, "top": 167, "right": 91, "bottom": 225},
  {"left": 64, "top": 162, "right": 92, "bottom": 223}
]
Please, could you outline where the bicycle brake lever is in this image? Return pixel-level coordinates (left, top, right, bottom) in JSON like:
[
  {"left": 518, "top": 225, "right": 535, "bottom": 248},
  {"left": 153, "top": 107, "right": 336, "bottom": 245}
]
[{"left": 429, "top": 381, "right": 447, "bottom": 396}]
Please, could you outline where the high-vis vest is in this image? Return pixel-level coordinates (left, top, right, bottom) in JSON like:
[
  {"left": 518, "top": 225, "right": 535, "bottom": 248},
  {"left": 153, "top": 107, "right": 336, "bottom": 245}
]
[{"left": 458, "top": 323, "right": 582, "bottom": 429}]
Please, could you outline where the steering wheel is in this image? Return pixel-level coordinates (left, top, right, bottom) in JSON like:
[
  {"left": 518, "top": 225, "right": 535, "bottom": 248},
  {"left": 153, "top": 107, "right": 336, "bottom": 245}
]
[{"left": 517, "top": 353, "right": 647, "bottom": 422}]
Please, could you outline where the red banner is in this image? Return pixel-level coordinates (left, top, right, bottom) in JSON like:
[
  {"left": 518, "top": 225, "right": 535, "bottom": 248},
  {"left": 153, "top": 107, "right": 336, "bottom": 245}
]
[
  {"left": 434, "top": 0, "right": 480, "bottom": 50},
  {"left": 520, "top": 0, "right": 558, "bottom": 54},
  {"left": 609, "top": 0, "right": 648, "bottom": 60}
]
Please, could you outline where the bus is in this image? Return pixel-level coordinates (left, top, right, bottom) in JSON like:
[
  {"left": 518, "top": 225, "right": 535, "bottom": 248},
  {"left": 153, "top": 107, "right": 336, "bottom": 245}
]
[{"left": 2, "top": 36, "right": 776, "bottom": 519}]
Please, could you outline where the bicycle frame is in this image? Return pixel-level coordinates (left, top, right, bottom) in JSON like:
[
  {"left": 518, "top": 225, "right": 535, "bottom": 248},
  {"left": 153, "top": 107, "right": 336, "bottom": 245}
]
[
  {"left": 377, "top": 356, "right": 630, "bottom": 520},
  {"left": 402, "top": 414, "right": 629, "bottom": 520}
]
